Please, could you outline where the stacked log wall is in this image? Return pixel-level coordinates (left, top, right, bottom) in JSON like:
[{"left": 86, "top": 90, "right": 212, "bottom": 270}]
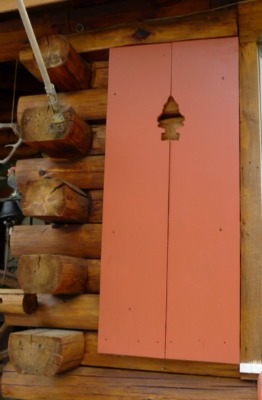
[{"left": 0, "top": 0, "right": 260, "bottom": 398}]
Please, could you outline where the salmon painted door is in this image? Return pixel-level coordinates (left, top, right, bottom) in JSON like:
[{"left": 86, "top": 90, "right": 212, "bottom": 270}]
[{"left": 98, "top": 38, "right": 239, "bottom": 363}]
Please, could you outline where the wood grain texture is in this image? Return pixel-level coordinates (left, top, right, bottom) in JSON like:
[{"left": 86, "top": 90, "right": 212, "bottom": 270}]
[
  {"left": 17, "top": 254, "right": 88, "bottom": 294},
  {"left": 21, "top": 178, "right": 90, "bottom": 223},
  {"left": 21, "top": 106, "right": 92, "bottom": 158},
  {"left": 10, "top": 224, "right": 102, "bottom": 259},
  {"left": 17, "top": 89, "right": 107, "bottom": 125},
  {"left": 238, "top": 0, "right": 262, "bottom": 43},
  {"left": 20, "top": 35, "right": 92, "bottom": 91},
  {"left": 4, "top": 294, "right": 99, "bottom": 330},
  {"left": 8, "top": 329, "right": 84, "bottom": 375},
  {"left": 15, "top": 155, "right": 105, "bottom": 192},
  {"left": 0, "top": 0, "right": 66, "bottom": 13},
  {"left": 1, "top": 363, "right": 256, "bottom": 400},
  {"left": 240, "top": 42, "right": 262, "bottom": 370}
]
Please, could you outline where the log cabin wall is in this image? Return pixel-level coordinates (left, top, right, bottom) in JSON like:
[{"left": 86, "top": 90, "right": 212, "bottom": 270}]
[{"left": 0, "top": 0, "right": 260, "bottom": 399}]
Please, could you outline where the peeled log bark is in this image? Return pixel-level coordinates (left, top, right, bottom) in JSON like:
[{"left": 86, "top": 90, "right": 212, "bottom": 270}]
[
  {"left": 21, "top": 177, "right": 90, "bottom": 223},
  {"left": 17, "top": 88, "right": 108, "bottom": 125},
  {"left": 4, "top": 294, "right": 99, "bottom": 330},
  {"left": 17, "top": 254, "right": 88, "bottom": 294},
  {"left": 20, "top": 35, "right": 92, "bottom": 91},
  {"left": 0, "top": 290, "right": 38, "bottom": 315},
  {"left": 8, "top": 329, "right": 85, "bottom": 376},
  {"left": 21, "top": 106, "right": 92, "bottom": 158},
  {"left": 15, "top": 156, "right": 105, "bottom": 192},
  {"left": 10, "top": 224, "right": 102, "bottom": 259}
]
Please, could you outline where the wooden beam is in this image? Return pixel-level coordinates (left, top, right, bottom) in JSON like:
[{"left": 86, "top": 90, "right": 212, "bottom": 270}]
[
  {"left": 15, "top": 155, "right": 105, "bottom": 192},
  {"left": 4, "top": 293, "right": 99, "bottom": 330},
  {"left": 68, "top": 7, "right": 237, "bottom": 54},
  {"left": 1, "top": 363, "right": 257, "bottom": 400},
  {"left": 17, "top": 88, "right": 108, "bottom": 124},
  {"left": 240, "top": 41, "right": 262, "bottom": 375},
  {"left": 0, "top": 0, "right": 68, "bottom": 13},
  {"left": 10, "top": 224, "right": 102, "bottom": 259},
  {"left": 238, "top": 0, "right": 262, "bottom": 43},
  {"left": 0, "top": 5, "right": 237, "bottom": 62}
]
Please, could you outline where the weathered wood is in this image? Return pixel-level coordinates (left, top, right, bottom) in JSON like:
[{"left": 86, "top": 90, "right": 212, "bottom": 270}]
[
  {"left": 17, "top": 254, "right": 88, "bottom": 294},
  {"left": 0, "top": 290, "right": 38, "bottom": 315},
  {"left": 91, "top": 61, "right": 108, "bottom": 88},
  {"left": 240, "top": 42, "right": 262, "bottom": 373},
  {"left": 238, "top": 0, "right": 262, "bottom": 43},
  {"left": 8, "top": 328, "right": 84, "bottom": 375},
  {"left": 0, "top": 129, "right": 17, "bottom": 146},
  {"left": 21, "top": 177, "right": 90, "bottom": 223},
  {"left": 20, "top": 35, "right": 92, "bottom": 91},
  {"left": 21, "top": 105, "right": 92, "bottom": 157},
  {"left": 68, "top": 7, "right": 237, "bottom": 54},
  {"left": 17, "top": 89, "right": 108, "bottom": 125},
  {"left": 4, "top": 294, "right": 99, "bottom": 330},
  {"left": 83, "top": 331, "right": 240, "bottom": 378},
  {"left": 15, "top": 155, "right": 105, "bottom": 192},
  {"left": 1, "top": 363, "right": 257, "bottom": 400},
  {"left": 11, "top": 224, "right": 102, "bottom": 259}
]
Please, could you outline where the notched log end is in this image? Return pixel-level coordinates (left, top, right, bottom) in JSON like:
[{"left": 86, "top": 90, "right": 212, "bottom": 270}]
[{"left": 21, "top": 106, "right": 92, "bottom": 158}]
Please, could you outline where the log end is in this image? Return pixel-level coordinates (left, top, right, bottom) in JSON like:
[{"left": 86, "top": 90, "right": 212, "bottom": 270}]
[{"left": 8, "top": 328, "right": 85, "bottom": 375}]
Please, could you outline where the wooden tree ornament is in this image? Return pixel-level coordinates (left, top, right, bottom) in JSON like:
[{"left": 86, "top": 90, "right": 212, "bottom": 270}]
[
  {"left": 21, "top": 177, "right": 90, "bottom": 223},
  {"left": 8, "top": 328, "right": 85, "bottom": 375},
  {"left": 20, "top": 35, "right": 92, "bottom": 91},
  {"left": 17, "top": 254, "right": 88, "bottom": 294}
]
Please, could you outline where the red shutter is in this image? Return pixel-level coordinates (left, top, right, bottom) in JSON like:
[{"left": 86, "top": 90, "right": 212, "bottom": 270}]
[{"left": 99, "top": 38, "right": 239, "bottom": 363}]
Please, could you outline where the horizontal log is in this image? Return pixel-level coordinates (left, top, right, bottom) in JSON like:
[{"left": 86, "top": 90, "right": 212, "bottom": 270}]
[
  {"left": 8, "top": 328, "right": 84, "bottom": 375},
  {"left": 1, "top": 363, "right": 256, "bottom": 400},
  {"left": 17, "top": 255, "right": 88, "bottom": 294},
  {"left": 21, "top": 177, "right": 90, "bottom": 223},
  {"left": 21, "top": 106, "right": 92, "bottom": 158},
  {"left": 68, "top": 7, "right": 237, "bottom": 54},
  {"left": 10, "top": 224, "right": 102, "bottom": 259},
  {"left": 0, "top": 129, "right": 17, "bottom": 146},
  {"left": 4, "top": 294, "right": 99, "bottom": 330},
  {"left": 0, "top": 290, "right": 38, "bottom": 315},
  {"left": 20, "top": 35, "right": 92, "bottom": 91},
  {"left": 15, "top": 155, "right": 105, "bottom": 192},
  {"left": 17, "top": 89, "right": 108, "bottom": 125},
  {"left": 0, "top": 1, "right": 231, "bottom": 62},
  {"left": 82, "top": 331, "right": 240, "bottom": 378}
]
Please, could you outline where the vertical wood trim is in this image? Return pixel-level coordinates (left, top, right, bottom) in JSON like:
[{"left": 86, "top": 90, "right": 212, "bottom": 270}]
[{"left": 240, "top": 42, "right": 262, "bottom": 369}]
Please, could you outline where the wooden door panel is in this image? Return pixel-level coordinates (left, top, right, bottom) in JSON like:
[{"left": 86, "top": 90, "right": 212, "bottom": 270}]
[
  {"left": 99, "top": 38, "right": 240, "bottom": 363},
  {"left": 166, "top": 38, "right": 239, "bottom": 363},
  {"left": 98, "top": 44, "right": 171, "bottom": 358}
]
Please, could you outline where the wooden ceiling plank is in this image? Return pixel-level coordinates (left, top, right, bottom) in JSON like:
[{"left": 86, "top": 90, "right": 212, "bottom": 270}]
[{"left": 0, "top": 0, "right": 68, "bottom": 13}]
